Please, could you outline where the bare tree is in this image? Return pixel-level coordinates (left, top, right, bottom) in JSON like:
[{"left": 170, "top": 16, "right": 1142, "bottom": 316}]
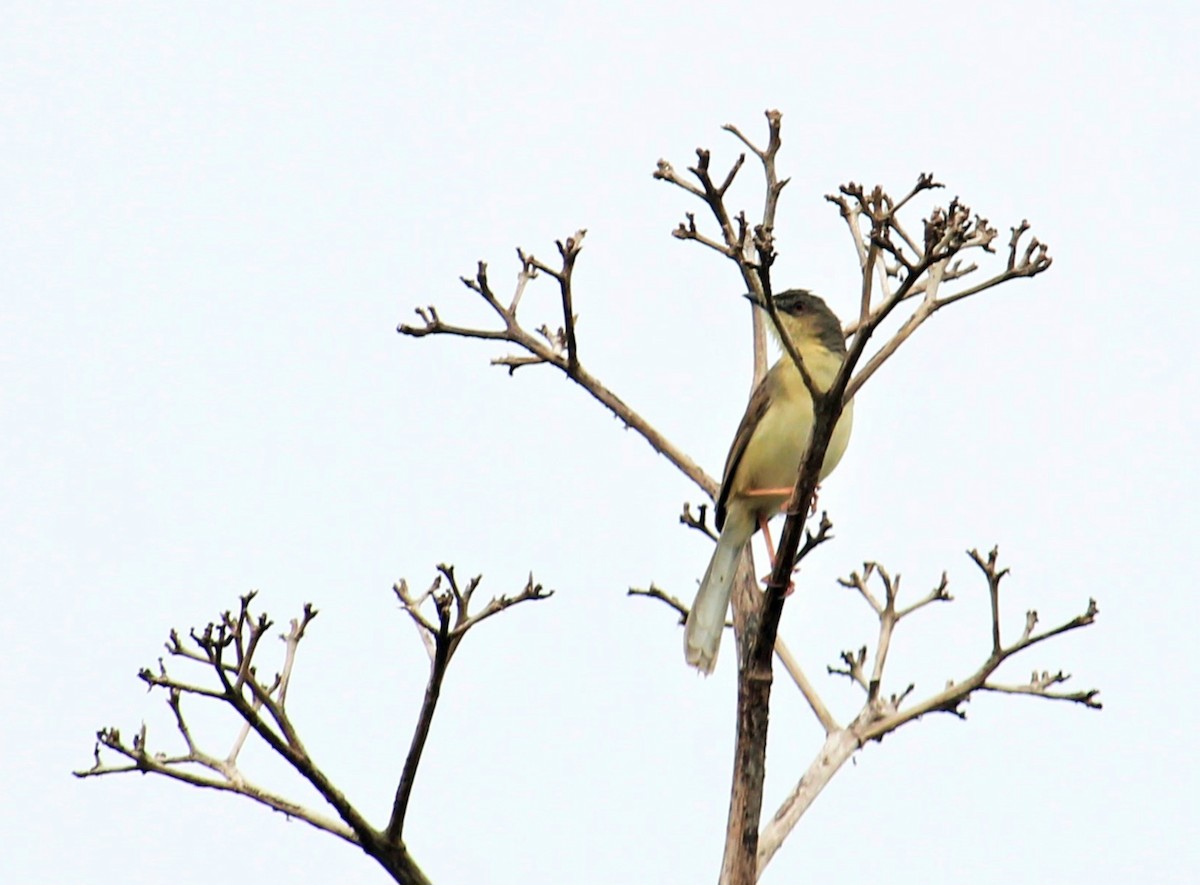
[{"left": 77, "top": 110, "right": 1098, "bottom": 884}]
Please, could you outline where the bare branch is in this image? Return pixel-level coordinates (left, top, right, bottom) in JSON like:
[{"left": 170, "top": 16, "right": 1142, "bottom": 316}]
[
  {"left": 278, "top": 603, "right": 317, "bottom": 707},
  {"left": 795, "top": 512, "right": 834, "bottom": 565},
  {"left": 386, "top": 586, "right": 452, "bottom": 842},
  {"left": 717, "top": 153, "right": 747, "bottom": 197},
  {"left": 980, "top": 671, "right": 1102, "bottom": 708},
  {"left": 525, "top": 229, "right": 586, "bottom": 371},
  {"left": 80, "top": 597, "right": 435, "bottom": 883},
  {"left": 510, "top": 248, "right": 538, "bottom": 314},
  {"left": 672, "top": 211, "right": 739, "bottom": 257},
  {"left": 895, "top": 571, "right": 952, "bottom": 619},
  {"left": 823, "top": 179, "right": 1053, "bottom": 402},
  {"left": 385, "top": 569, "right": 552, "bottom": 842},
  {"left": 757, "top": 551, "right": 1099, "bottom": 878},
  {"left": 451, "top": 573, "right": 552, "bottom": 636},
  {"left": 78, "top": 579, "right": 556, "bottom": 885},
  {"left": 75, "top": 726, "right": 359, "bottom": 846},
  {"left": 653, "top": 158, "right": 706, "bottom": 198},
  {"left": 755, "top": 727, "right": 861, "bottom": 873},
  {"left": 656, "top": 111, "right": 794, "bottom": 386},
  {"left": 723, "top": 109, "right": 788, "bottom": 239},
  {"left": 399, "top": 238, "right": 717, "bottom": 499},
  {"left": 838, "top": 563, "right": 883, "bottom": 615}
]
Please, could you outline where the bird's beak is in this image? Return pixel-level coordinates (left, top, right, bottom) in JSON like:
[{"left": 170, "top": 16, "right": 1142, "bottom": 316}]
[{"left": 742, "top": 291, "right": 767, "bottom": 309}]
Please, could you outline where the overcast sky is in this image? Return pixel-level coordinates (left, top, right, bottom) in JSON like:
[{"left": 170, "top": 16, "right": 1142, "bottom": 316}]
[{"left": 3, "top": 2, "right": 1196, "bottom": 883}]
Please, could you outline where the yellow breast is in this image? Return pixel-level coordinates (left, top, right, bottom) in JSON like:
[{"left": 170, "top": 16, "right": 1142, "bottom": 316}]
[{"left": 729, "top": 348, "right": 854, "bottom": 519}]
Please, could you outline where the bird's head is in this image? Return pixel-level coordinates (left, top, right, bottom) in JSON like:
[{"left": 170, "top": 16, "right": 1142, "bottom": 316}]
[{"left": 744, "top": 288, "right": 847, "bottom": 357}]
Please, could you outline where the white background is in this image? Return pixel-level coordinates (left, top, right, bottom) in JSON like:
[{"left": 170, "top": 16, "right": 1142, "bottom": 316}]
[{"left": 3, "top": 2, "right": 1195, "bottom": 883}]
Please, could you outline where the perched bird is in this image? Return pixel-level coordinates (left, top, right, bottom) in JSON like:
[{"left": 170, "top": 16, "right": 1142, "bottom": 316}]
[{"left": 684, "top": 289, "right": 854, "bottom": 673}]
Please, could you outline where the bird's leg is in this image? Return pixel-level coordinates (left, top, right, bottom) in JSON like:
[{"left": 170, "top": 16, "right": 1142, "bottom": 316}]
[
  {"left": 744, "top": 484, "right": 819, "bottom": 517},
  {"left": 756, "top": 514, "right": 795, "bottom": 597},
  {"left": 759, "top": 514, "right": 778, "bottom": 565},
  {"left": 744, "top": 486, "right": 821, "bottom": 595},
  {"left": 742, "top": 488, "right": 803, "bottom": 595},
  {"left": 742, "top": 487, "right": 794, "bottom": 500}
]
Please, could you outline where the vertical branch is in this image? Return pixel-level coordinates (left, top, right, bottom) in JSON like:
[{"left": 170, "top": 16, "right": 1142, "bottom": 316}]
[
  {"left": 972, "top": 547, "right": 1009, "bottom": 656},
  {"left": 867, "top": 567, "right": 899, "bottom": 703},
  {"left": 385, "top": 569, "right": 551, "bottom": 846},
  {"left": 657, "top": 110, "right": 789, "bottom": 382},
  {"left": 556, "top": 235, "right": 582, "bottom": 372},
  {"left": 726, "top": 110, "right": 786, "bottom": 381},
  {"left": 386, "top": 593, "right": 453, "bottom": 842},
  {"left": 720, "top": 648, "right": 772, "bottom": 885},
  {"left": 278, "top": 604, "right": 316, "bottom": 706},
  {"left": 858, "top": 228, "right": 880, "bottom": 327},
  {"left": 527, "top": 230, "right": 587, "bottom": 374}
]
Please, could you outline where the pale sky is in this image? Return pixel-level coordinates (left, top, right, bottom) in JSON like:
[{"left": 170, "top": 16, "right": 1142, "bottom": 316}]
[{"left": 3, "top": 2, "right": 1196, "bottom": 883}]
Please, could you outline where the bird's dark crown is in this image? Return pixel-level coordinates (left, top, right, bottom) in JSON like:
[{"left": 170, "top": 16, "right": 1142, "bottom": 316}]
[
  {"left": 773, "top": 288, "right": 826, "bottom": 314},
  {"left": 768, "top": 288, "right": 846, "bottom": 354}
]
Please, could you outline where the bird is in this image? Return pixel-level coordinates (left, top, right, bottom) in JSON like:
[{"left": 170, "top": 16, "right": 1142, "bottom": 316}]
[{"left": 684, "top": 289, "right": 854, "bottom": 674}]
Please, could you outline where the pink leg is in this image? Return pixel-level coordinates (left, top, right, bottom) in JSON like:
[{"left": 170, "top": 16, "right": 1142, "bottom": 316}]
[
  {"left": 756, "top": 514, "right": 795, "bottom": 597},
  {"left": 743, "top": 485, "right": 819, "bottom": 518},
  {"left": 759, "top": 515, "right": 777, "bottom": 565}
]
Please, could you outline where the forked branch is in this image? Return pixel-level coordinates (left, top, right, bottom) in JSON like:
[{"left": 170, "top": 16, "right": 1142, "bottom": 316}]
[
  {"left": 77, "top": 570, "right": 552, "bottom": 885},
  {"left": 757, "top": 548, "right": 1099, "bottom": 876},
  {"left": 387, "top": 567, "right": 551, "bottom": 840},
  {"left": 398, "top": 232, "right": 716, "bottom": 498}
]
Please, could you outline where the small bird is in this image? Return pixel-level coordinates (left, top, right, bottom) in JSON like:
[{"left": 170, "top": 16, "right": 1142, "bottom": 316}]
[{"left": 684, "top": 289, "right": 854, "bottom": 673}]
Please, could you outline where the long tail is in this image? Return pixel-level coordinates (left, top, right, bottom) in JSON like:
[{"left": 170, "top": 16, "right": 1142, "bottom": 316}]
[{"left": 684, "top": 510, "right": 754, "bottom": 674}]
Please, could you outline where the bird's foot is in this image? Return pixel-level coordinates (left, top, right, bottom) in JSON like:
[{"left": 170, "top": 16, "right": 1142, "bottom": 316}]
[{"left": 760, "top": 569, "right": 798, "bottom": 597}]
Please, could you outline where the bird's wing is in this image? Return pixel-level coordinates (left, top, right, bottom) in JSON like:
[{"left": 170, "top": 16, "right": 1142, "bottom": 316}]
[{"left": 715, "top": 370, "right": 775, "bottom": 532}]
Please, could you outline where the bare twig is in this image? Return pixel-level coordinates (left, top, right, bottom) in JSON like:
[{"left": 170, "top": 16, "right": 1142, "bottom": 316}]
[
  {"left": 628, "top": 584, "right": 698, "bottom": 626},
  {"left": 680, "top": 502, "right": 719, "bottom": 541},
  {"left": 77, "top": 725, "right": 358, "bottom": 845},
  {"left": 980, "top": 672, "right": 1101, "bottom": 707},
  {"left": 827, "top": 646, "right": 869, "bottom": 691},
  {"left": 769, "top": 638, "right": 839, "bottom": 735}
]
